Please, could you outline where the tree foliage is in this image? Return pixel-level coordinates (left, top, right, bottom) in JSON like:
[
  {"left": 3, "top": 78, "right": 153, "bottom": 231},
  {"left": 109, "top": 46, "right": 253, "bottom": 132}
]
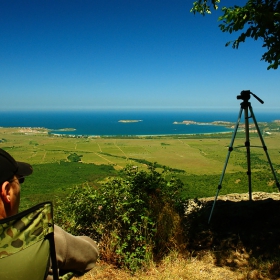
[
  {"left": 67, "top": 152, "right": 83, "bottom": 162},
  {"left": 191, "top": 0, "right": 280, "bottom": 69}
]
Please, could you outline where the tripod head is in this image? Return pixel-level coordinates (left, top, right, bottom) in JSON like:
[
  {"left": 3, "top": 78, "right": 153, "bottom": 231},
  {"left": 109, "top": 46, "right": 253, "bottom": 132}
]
[{"left": 237, "top": 90, "right": 264, "bottom": 104}]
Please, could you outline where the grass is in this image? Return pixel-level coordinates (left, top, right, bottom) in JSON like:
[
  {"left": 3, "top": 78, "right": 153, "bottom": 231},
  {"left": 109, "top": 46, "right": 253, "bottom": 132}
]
[
  {"left": 2, "top": 127, "right": 280, "bottom": 206},
  {"left": 2, "top": 128, "right": 280, "bottom": 174},
  {"left": 72, "top": 254, "right": 244, "bottom": 280},
  {"left": 1, "top": 126, "right": 280, "bottom": 279},
  {"left": 19, "top": 161, "right": 118, "bottom": 210}
]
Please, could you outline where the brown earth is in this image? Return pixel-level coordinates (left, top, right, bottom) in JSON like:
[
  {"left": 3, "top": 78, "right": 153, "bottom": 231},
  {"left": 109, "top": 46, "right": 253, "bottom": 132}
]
[{"left": 185, "top": 192, "right": 280, "bottom": 279}]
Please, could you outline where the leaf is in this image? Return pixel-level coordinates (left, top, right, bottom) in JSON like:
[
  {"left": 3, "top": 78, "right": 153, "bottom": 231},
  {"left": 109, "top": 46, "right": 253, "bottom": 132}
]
[{"left": 207, "top": 0, "right": 280, "bottom": 69}]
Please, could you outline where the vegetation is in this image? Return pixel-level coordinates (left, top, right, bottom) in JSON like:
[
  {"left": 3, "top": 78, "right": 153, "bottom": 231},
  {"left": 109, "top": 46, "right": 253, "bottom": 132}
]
[
  {"left": 56, "top": 164, "right": 187, "bottom": 271},
  {"left": 2, "top": 125, "right": 278, "bottom": 211},
  {"left": 20, "top": 161, "right": 118, "bottom": 210},
  {"left": 72, "top": 194, "right": 280, "bottom": 280},
  {"left": 67, "top": 152, "right": 83, "bottom": 162},
  {"left": 191, "top": 0, "right": 280, "bottom": 69},
  {"left": 1, "top": 127, "right": 280, "bottom": 278}
]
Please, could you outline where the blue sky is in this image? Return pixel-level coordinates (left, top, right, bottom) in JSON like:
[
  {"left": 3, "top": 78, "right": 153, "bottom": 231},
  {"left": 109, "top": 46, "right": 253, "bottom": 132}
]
[{"left": 1, "top": 0, "right": 279, "bottom": 112}]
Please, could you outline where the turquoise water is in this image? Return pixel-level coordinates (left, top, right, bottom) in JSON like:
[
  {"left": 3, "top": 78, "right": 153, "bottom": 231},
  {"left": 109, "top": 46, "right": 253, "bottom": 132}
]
[{"left": 1, "top": 109, "right": 279, "bottom": 136}]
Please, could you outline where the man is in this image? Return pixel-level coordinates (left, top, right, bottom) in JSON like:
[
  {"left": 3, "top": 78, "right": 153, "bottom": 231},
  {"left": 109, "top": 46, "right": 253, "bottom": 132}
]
[{"left": 0, "top": 148, "right": 99, "bottom": 279}]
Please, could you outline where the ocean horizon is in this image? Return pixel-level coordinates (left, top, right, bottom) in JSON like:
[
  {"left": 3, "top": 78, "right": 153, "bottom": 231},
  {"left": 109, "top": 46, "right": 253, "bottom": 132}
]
[{"left": 1, "top": 109, "right": 279, "bottom": 136}]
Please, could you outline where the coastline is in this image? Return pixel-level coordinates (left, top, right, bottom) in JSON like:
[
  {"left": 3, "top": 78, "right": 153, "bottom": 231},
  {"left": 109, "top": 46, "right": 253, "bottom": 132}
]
[
  {"left": 0, "top": 111, "right": 279, "bottom": 137},
  {"left": 1, "top": 118, "right": 279, "bottom": 138},
  {"left": 49, "top": 119, "right": 236, "bottom": 137},
  {"left": 0, "top": 126, "right": 234, "bottom": 138},
  {"left": 50, "top": 132, "right": 234, "bottom": 138},
  {"left": 49, "top": 120, "right": 241, "bottom": 137}
]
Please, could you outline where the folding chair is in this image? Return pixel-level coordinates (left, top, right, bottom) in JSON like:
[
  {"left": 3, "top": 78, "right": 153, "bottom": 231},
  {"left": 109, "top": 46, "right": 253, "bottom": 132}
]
[{"left": 0, "top": 201, "right": 59, "bottom": 280}]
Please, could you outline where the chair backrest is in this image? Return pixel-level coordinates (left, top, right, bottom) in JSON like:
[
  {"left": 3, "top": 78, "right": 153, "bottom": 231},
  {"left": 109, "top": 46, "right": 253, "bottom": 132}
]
[{"left": 0, "top": 201, "right": 59, "bottom": 280}]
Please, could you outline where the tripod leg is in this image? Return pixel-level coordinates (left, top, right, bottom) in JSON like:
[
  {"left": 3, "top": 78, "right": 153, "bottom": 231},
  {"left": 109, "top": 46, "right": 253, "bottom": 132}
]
[
  {"left": 244, "top": 104, "right": 253, "bottom": 200},
  {"left": 208, "top": 106, "right": 243, "bottom": 223},
  {"left": 249, "top": 105, "right": 280, "bottom": 190}
]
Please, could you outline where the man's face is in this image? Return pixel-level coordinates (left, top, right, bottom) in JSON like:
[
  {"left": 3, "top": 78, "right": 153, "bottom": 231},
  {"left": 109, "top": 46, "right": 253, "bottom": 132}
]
[{"left": 8, "top": 176, "right": 21, "bottom": 216}]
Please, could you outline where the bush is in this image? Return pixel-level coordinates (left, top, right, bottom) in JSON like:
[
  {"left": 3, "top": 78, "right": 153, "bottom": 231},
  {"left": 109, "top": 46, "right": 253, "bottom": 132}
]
[
  {"left": 56, "top": 163, "right": 187, "bottom": 271},
  {"left": 67, "top": 153, "right": 82, "bottom": 162}
]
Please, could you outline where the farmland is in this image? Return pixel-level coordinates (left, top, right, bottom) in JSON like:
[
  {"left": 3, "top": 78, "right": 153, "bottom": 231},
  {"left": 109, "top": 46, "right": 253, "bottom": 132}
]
[
  {"left": 2, "top": 126, "right": 280, "bottom": 279},
  {"left": 1, "top": 126, "right": 280, "bottom": 209}
]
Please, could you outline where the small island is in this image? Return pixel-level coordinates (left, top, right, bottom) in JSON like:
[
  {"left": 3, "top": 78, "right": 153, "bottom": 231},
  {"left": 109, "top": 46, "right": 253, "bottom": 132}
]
[
  {"left": 173, "top": 120, "right": 234, "bottom": 127},
  {"left": 51, "top": 128, "right": 76, "bottom": 131},
  {"left": 173, "top": 120, "right": 280, "bottom": 132},
  {"left": 118, "top": 120, "right": 143, "bottom": 123}
]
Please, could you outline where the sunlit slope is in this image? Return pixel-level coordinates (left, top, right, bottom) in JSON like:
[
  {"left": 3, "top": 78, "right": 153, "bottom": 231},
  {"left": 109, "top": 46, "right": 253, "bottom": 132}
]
[{"left": 1, "top": 128, "right": 279, "bottom": 175}]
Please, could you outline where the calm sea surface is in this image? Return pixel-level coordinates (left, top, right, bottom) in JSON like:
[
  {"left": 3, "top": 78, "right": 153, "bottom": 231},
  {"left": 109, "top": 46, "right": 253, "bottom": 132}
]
[{"left": 1, "top": 110, "right": 279, "bottom": 136}]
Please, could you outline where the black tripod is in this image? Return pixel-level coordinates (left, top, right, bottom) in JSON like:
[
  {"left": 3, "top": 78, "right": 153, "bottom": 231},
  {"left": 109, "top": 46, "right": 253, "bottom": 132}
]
[{"left": 208, "top": 90, "right": 280, "bottom": 223}]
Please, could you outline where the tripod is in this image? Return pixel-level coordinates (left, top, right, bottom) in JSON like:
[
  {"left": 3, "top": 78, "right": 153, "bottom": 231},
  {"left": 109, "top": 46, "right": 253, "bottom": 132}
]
[{"left": 208, "top": 90, "right": 280, "bottom": 224}]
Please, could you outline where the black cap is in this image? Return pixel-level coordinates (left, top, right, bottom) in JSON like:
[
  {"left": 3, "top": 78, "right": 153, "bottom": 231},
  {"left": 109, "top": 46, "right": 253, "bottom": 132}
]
[{"left": 0, "top": 148, "right": 33, "bottom": 184}]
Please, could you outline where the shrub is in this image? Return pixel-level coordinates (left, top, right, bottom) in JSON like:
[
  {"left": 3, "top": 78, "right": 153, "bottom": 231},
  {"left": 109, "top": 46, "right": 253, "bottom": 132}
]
[
  {"left": 67, "top": 153, "right": 82, "bottom": 162},
  {"left": 56, "top": 163, "right": 187, "bottom": 271}
]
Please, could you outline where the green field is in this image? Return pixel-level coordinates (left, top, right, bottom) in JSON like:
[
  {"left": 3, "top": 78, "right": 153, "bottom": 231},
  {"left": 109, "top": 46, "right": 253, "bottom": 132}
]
[{"left": 1, "top": 126, "right": 280, "bottom": 210}]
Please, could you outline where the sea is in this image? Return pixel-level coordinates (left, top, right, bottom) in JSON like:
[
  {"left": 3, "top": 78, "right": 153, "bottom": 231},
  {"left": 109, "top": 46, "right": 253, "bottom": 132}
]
[{"left": 1, "top": 109, "right": 279, "bottom": 137}]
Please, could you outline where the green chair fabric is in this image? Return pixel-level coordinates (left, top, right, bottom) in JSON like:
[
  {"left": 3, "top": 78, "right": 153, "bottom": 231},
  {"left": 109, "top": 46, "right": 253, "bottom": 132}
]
[{"left": 0, "top": 202, "right": 59, "bottom": 280}]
